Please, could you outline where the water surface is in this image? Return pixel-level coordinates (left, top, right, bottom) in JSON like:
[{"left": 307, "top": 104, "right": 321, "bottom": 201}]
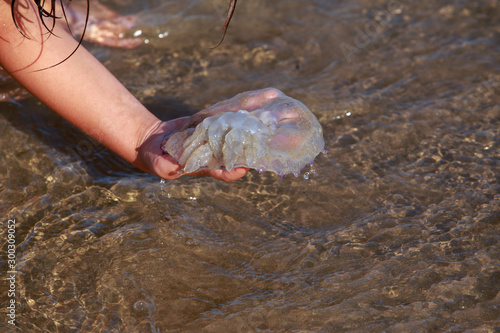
[{"left": 1, "top": 0, "right": 499, "bottom": 331}]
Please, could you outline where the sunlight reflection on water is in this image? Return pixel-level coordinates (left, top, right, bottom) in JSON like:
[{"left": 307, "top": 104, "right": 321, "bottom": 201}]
[{"left": 1, "top": 0, "right": 499, "bottom": 331}]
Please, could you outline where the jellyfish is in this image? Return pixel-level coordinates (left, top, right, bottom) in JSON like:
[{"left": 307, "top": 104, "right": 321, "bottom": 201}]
[{"left": 162, "top": 88, "right": 325, "bottom": 177}]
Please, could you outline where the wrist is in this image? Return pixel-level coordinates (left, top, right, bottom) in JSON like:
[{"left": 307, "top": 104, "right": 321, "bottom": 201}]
[{"left": 132, "top": 118, "right": 164, "bottom": 173}]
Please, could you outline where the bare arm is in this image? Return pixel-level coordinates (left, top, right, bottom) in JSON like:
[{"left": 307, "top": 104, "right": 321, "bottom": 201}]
[{"left": 0, "top": 0, "right": 247, "bottom": 181}]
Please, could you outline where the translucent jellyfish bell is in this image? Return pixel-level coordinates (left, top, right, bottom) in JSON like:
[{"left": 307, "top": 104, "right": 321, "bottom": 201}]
[{"left": 162, "top": 88, "right": 325, "bottom": 176}]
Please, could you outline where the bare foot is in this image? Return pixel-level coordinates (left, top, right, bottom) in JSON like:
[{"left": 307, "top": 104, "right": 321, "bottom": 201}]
[{"left": 60, "top": 0, "right": 143, "bottom": 48}]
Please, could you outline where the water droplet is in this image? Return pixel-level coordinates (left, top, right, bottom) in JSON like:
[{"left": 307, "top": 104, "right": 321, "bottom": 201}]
[
  {"left": 303, "top": 172, "right": 310, "bottom": 180},
  {"left": 309, "top": 164, "right": 317, "bottom": 174},
  {"left": 293, "top": 172, "right": 299, "bottom": 177},
  {"left": 133, "top": 300, "right": 148, "bottom": 312},
  {"left": 160, "top": 179, "right": 166, "bottom": 184},
  {"left": 158, "top": 31, "right": 169, "bottom": 39},
  {"left": 185, "top": 238, "right": 198, "bottom": 246}
]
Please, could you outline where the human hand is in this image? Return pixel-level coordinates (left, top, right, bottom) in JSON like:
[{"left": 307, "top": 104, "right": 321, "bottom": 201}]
[
  {"left": 136, "top": 118, "right": 248, "bottom": 182},
  {"left": 177, "top": 88, "right": 282, "bottom": 130},
  {"left": 137, "top": 89, "right": 283, "bottom": 181}
]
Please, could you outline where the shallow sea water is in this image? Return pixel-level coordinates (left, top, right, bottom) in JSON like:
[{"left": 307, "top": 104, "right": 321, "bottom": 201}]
[{"left": 1, "top": 0, "right": 499, "bottom": 332}]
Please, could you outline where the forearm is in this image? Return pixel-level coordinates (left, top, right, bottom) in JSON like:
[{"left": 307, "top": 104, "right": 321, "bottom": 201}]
[{"left": 0, "top": 1, "right": 160, "bottom": 171}]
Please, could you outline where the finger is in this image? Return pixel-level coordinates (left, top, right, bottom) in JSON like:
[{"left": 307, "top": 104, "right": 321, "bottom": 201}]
[
  {"left": 209, "top": 167, "right": 249, "bottom": 182},
  {"left": 239, "top": 88, "right": 280, "bottom": 110},
  {"left": 207, "top": 88, "right": 281, "bottom": 115},
  {"left": 152, "top": 154, "right": 183, "bottom": 180}
]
